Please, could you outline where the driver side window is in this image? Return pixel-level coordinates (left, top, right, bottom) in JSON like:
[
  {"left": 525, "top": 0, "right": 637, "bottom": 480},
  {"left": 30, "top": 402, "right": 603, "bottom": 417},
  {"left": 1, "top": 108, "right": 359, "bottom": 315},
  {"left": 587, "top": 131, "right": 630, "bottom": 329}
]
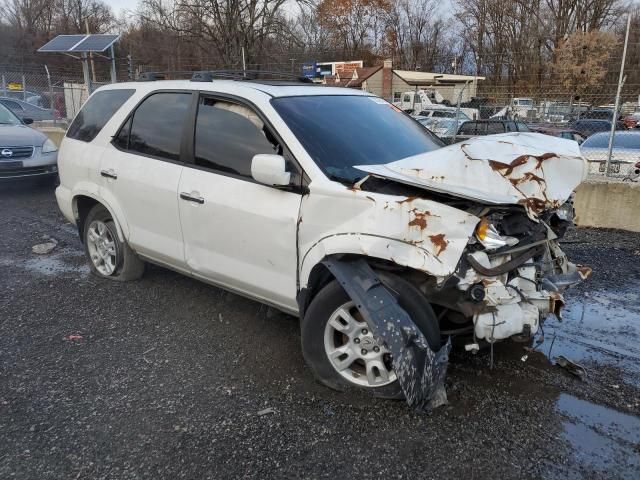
[{"left": 194, "top": 97, "right": 281, "bottom": 179}]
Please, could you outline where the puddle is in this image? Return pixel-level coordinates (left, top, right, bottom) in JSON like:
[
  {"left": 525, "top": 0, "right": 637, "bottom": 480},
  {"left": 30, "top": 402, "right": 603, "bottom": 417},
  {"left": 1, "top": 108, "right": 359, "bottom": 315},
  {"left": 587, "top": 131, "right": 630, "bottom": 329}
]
[
  {"left": 14, "top": 248, "right": 89, "bottom": 277},
  {"left": 544, "top": 282, "right": 640, "bottom": 385},
  {"left": 557, "top": 393, "right": 640, "bottom": 477}
]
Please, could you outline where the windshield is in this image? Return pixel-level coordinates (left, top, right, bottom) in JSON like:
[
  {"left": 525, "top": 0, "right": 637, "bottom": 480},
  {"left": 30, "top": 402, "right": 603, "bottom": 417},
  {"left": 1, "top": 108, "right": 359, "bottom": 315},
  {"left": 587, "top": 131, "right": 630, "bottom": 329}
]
[
  {"left": 271, "top": 95, "right": 442, "bottom": 183},
  {"left": 0, "top": 103, "right": 21, "bottom": 125},
  {"left": 582, "top": 133, "right": 640, "bottom": 149}
]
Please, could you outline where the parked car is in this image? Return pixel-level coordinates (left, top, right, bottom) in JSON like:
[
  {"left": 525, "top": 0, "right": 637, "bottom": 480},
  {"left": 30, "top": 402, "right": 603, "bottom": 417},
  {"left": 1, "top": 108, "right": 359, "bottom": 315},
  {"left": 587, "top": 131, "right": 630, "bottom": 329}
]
[
  {"left": 622, "top": 111, "right": 640, "bottom": 129},
  {"left": 581, "top": 108, "right": 619, "bottom": 121},
  {"left": 571, "top": 119, "right": 625, "bottom": 138},
  {"left": 416, "top": 117, "right": 459, "bottom": 144},
  {"left": 415, "top": 108, "right": 470, "bottom": 121},
  {"left": 55, "top": 79, "right": 588, "bottom": 407},
  {"left": 455, "top": 119, "right": 531, "bottom": 142},
  {"left": 0, "top": 97, "right": 59, "bottom": 122},
  {"left": 0, "top": 102, "right": 58, "bottom": 184},
  {"left": 528, "top": 124, "right": 585, "bottom": 144},
  {"left": 2, "top": 89, "right": 44, "bottom": 106},
  {"left": 580, "top": 130, "right": 640, "bottom": 176}
]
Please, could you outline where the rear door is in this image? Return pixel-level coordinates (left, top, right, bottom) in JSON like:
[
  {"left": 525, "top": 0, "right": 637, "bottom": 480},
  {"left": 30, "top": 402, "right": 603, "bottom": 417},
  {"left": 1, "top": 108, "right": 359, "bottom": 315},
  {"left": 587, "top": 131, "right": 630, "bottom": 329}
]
[
  {"left": 177, "top": 94, "right": 304, "bottom": 310},
  {"left": 100, "top": 91, "right": 194, "bottom": 268}
]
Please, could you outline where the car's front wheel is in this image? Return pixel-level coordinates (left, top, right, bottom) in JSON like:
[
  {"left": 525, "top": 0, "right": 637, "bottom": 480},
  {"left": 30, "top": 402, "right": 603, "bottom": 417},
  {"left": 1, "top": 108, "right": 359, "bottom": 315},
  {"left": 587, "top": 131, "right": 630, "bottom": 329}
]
[
  {"left": 301, "top": 272, "right": 440, "bottom": 399},
  {"left": 83, "top": 204, "right": 144, "bottom": 281}
]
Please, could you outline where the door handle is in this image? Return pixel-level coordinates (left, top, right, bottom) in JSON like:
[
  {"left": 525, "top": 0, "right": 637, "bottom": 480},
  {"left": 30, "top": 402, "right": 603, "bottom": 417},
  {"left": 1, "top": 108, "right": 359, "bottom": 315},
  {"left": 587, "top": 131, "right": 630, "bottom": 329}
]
[
  {"left": 100, "top": 169, "right": 117, "bottom": 180},
  {"left": 180, "top": 192, "right": 205, "bottom": 204}
]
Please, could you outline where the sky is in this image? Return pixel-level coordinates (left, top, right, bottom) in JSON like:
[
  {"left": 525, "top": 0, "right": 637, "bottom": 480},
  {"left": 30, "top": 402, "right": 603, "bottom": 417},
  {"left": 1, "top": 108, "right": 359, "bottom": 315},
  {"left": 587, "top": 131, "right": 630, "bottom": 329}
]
[{"left": 105, "top": 0, "right": 135, "bottom": 17}]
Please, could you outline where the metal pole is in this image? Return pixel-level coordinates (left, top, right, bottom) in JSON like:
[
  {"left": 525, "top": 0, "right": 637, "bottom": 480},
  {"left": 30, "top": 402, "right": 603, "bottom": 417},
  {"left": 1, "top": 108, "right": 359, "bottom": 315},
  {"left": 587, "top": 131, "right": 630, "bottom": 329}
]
[
  {"left": 241, "top": 47, "right": 246, "bottom": 77},
  {"left": 606, "top": 14, "right": 631, "bottom": 177},
  {"left": 22, "top": 74, "right": 26, "bottom": 100},
  {"left": 82, "top": 53, "right": 92, "bottom": 95},
  {"left": 44, "top": 65, "right": 53, "bottom": 124},
  {"left": 453, "top": 80, "right": 471, "bottom": 143},
  {"left": 1, "top": 75, "right": 5, "bottom": 96},
  {"left": 110, "top": 45, "right": 117, "bottom": 83}
]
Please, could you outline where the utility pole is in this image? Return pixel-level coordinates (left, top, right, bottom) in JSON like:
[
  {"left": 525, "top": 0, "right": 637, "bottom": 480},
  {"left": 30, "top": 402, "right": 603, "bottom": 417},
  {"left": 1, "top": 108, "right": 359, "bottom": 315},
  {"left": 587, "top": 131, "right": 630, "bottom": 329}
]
[
  {"left": 605, "top": 14, "right": 631, "bottom": 176},
  {"left": 85, "top": 19, "right": 97, "bottom": 83}
]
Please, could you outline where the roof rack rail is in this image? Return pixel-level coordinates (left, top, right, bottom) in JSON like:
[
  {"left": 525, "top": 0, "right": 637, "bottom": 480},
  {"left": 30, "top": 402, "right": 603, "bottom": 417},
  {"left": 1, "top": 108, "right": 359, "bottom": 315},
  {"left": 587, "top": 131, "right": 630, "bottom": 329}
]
[
  {"left": 189, "top": 70, "right": 315, "bottom": 84},
  {"left": 135, "top": 69, "right": 317, "bottom": 84}
]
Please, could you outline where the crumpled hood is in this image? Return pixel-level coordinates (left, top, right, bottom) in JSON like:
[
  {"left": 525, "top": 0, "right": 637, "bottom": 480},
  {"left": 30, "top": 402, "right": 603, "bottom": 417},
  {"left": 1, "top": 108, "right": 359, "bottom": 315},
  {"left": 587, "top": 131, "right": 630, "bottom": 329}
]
[
  {"left": 0, "top": 124, "right": 46, "bottom": 147},
  {"left": 355, "top": 132, "right": 587, "bottom": 218}
]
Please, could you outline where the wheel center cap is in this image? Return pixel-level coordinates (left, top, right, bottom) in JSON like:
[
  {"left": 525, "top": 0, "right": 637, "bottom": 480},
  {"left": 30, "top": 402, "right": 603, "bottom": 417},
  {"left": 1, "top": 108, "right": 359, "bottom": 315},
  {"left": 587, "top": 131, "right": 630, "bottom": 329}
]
[{"left": 359, "top": 336, "right": 376, "bottom": 349}]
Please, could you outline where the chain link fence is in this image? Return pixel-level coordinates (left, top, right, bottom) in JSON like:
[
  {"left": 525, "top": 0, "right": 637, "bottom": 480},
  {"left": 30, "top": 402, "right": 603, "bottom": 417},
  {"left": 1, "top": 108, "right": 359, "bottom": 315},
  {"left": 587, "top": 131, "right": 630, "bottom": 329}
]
[
  {"left": 2, "top": 58, "right": 639, "bottom": 182},
  {"left": 0, "top": 67, "right": 112, "bottom": 128}
]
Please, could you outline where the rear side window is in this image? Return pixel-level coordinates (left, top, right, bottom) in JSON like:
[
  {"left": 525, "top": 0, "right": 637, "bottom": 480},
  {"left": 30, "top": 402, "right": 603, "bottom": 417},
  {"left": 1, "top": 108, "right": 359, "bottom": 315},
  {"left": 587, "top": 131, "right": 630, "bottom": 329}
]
[
  {"left": 67, "top": 89, "right": 134, "bottom": 142},
  {"left": 116, "top": 92, "right": 192, "bottom": 161},
  {"left": 458, "top": 122, "right": 476, "bottom": 135},
  {"left": 194, "top": 97, "right": 281, "bottom": 178},
  {"left": 486, "top": 122, "right": 504, "bottom": 134}
]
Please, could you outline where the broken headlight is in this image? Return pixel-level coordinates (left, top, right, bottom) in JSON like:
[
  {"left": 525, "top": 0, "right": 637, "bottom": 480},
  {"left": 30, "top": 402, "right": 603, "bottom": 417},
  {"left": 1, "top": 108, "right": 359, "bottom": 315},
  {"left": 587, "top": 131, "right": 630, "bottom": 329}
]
[
  {"left": 555, "top": 200, "right": 574, "bottom": 222},
  {"left": 475, "top": 217, "right": 519, "bottom": 251}
]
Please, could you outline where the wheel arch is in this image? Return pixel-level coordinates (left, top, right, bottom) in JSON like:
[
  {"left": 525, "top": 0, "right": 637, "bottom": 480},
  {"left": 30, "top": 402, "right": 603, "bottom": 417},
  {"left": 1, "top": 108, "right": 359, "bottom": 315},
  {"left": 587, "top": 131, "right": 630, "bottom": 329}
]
[
  {"left": 72, "top": 193, "right": 128, "bottom": 243},
  {"left": 297, "top": 251, "right": 430, "bottom": 319}
]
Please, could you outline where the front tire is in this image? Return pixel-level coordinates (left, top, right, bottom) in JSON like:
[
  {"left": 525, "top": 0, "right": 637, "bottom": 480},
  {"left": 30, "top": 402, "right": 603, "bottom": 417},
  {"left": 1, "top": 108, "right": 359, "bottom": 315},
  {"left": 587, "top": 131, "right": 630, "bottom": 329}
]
[
  {"left": 83, "top": 205, "right": 144, "bottom": 281},
  {"left": 301, "top": 272, "right": 440, "bottom": 399}
]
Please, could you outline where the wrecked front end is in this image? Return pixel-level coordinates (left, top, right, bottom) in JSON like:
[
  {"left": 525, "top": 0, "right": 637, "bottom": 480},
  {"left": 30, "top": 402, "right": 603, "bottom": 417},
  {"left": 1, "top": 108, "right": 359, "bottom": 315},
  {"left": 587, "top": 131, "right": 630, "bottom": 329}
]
[
  {"left": 354, "top": 132, "right": 591, "bottom": 346},
  {"left": 430, "top": 206, "right": 591, "bottom": 349},
  {"left": 338, "top": 132, "right": 591, "bottom": 409}
]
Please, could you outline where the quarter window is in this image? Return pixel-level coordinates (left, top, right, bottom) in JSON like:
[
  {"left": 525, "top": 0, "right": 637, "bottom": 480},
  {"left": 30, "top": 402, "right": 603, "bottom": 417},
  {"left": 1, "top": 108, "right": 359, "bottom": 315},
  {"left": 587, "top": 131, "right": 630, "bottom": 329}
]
[
  {"left": 119, "top": 92, "right": 192, "bottom": 161},
  {"left": 67, "top": 89, "right": 134, "bottom": 142},
  {"left": 193, "top": 97, "right": 281, "bottom": 178}
]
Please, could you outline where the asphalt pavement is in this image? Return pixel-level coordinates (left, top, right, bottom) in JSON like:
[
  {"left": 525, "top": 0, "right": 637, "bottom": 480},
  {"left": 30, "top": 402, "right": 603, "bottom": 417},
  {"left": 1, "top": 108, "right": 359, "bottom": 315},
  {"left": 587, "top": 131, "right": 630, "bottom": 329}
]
[{"left": 1, "top": 182, "right": 639, "bottom": 479}]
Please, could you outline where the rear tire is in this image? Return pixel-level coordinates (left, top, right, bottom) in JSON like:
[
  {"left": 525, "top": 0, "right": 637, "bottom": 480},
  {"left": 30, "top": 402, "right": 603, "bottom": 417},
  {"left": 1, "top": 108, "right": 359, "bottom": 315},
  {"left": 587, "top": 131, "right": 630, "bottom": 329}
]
[
  {"left": 301, "top": 271, "right": 440, "bottom": 399},
  {"left": 83, "top": 204, "right": 144, "bottom": 281}
]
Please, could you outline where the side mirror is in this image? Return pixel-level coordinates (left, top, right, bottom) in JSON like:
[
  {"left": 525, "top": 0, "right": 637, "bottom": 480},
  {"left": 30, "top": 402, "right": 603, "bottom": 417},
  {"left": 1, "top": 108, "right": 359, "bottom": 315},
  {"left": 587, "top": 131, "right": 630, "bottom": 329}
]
[
  {"left": 251, "top": 154, "right": 291, "bottom": 186},
  {"left": 22, "top": 117, "right": 34, "bottom": 125}
]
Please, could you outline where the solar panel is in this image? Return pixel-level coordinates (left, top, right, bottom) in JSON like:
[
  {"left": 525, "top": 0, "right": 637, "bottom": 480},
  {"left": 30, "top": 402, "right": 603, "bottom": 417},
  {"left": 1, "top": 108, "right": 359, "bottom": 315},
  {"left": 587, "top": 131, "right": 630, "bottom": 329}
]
[
  {"left": 38, "top": 35, "right": 87, "bottom": 52},
  {"left": 71, "top": 34, "right": 120, "bottom": 52}
]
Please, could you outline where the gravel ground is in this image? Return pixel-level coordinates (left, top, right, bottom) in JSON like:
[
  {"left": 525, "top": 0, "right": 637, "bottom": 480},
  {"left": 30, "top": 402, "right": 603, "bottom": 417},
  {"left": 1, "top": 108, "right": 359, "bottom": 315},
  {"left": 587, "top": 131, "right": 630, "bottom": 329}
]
[{"left": 1, "top": 182, "right": 639, "bottom": 480}]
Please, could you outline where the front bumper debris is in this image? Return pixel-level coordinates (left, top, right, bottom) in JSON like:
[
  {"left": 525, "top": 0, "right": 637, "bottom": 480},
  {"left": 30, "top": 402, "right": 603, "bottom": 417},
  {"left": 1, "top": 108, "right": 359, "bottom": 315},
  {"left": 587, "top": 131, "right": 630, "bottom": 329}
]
[
  {"left": 324, "top": 257, "right": 450, "bottom": 411},
  {"left": 458, "top": 233, "right": 590, "bottom": 343}
]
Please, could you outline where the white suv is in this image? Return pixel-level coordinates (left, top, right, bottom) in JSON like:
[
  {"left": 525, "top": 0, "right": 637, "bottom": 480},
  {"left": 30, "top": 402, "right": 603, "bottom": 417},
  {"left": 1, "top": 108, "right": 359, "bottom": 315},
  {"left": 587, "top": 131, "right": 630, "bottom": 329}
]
[{"left": 56, "top": 75, "right": 590, "bottom": 409}]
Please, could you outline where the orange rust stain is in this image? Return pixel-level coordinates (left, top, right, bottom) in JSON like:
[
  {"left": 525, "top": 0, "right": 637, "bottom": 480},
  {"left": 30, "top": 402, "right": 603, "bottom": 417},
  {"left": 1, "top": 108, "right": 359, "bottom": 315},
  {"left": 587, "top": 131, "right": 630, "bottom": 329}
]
[
  {"left": 396, "top": 196, "right": 418, "bottom": 204},
  {"left": 509, "top": 172, "right": 546, "bottom": 186},
  {"left": 534, "top": 152, "right": 557, "bottom": 169},
  {"left": 518, "top": 197, "right": 547, "bottom": 213},
  {"left": 408, "top": 213, "right": 428, "bottom": 230},
  {"left": 429, "top": 233, "right": 449, "bottom": 256},
  {"left": 488, "top": 155, "right": 529, "bottom": 175}
]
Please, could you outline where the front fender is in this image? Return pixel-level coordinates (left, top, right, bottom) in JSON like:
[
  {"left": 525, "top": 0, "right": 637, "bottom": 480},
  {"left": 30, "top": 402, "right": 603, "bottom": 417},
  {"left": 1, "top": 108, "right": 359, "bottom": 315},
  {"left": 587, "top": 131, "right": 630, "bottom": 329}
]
[{"left": 298, "top": 185, "right": 480, "bottom": 288}]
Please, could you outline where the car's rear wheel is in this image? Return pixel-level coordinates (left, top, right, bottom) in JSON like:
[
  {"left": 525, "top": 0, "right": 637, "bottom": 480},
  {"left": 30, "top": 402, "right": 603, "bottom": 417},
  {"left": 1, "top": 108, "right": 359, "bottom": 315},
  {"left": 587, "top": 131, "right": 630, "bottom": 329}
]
[
  {"left": 83, "top": 204, "right": 144, "bottom": 281},
  {"left": 301, "top": 272, "right": 440, "bottom": 399}
]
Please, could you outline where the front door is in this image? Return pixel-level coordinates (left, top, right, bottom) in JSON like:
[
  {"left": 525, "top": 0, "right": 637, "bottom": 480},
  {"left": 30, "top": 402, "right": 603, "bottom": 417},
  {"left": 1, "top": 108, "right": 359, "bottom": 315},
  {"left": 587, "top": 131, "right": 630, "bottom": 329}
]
[{"left": 178, "top": 95, "right": 303, "bottom": 310}]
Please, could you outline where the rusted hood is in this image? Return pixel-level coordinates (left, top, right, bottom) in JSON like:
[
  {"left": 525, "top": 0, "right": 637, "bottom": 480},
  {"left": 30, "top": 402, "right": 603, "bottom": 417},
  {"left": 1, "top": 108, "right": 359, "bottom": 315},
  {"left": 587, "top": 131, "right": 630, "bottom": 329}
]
[{"left": 355, "top": 133, "right": 587, "bottom": 218}]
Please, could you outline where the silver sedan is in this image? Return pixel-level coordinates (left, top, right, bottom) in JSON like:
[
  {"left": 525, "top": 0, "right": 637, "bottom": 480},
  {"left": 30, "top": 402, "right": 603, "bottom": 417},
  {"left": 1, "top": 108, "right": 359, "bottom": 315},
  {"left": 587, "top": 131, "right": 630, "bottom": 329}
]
[{"left": 0, "top": 102, "right": 58, "bottom": 184}]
